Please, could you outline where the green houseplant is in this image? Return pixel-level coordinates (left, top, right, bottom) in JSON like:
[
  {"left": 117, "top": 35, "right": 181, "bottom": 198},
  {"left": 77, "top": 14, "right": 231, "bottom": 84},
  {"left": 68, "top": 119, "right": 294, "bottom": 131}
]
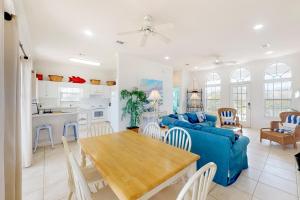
[{"left": 120, "top": 88, "right": 147, "bottom": 128}]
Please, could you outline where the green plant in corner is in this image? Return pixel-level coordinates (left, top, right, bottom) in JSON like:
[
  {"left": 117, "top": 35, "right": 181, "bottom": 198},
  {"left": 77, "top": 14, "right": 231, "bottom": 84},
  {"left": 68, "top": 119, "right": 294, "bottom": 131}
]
[{"left": 120, "top": 88, "right": 147, "bottom": 128}]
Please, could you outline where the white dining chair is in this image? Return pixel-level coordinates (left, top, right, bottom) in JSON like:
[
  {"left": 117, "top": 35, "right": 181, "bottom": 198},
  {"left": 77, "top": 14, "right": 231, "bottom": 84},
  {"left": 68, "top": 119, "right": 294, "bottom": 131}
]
[
  {"left": 164, "top": 127, "right": 192, "bottom": 152},
  {"left": 68, "top": 153, "right": 118, "bottom": 200},
  {"left": 176, "top": 162, "right": 217, "bottom": 200},
  {"left": 62, "top": 136, "right": 105, "bottom": 200},
  {"left": 87, "top": 121, "right": 113, "bottom": 137},
  {"left": 142, "top": 122, "right": 162, "bottom": 141}
]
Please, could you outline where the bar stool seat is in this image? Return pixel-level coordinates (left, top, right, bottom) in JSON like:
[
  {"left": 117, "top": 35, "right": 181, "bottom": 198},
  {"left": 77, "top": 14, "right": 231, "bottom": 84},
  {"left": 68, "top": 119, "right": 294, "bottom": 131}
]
[
  {"left": 63, "top": 121, "right": 78, "bottom": 140},
  {"left": 34, "top": 124, "right": 54, "bottom": 152}
]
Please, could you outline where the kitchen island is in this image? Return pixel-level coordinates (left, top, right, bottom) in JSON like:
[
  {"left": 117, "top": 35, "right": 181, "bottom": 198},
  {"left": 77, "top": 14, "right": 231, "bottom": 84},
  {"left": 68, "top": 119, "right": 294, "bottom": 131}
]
[{"left": 32, "top": 111, "right": 79, "bottom": 147}]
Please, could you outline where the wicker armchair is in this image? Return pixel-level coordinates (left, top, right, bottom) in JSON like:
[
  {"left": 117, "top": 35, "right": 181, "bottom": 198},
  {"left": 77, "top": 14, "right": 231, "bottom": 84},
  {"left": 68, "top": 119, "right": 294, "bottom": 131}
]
[
  {"left": 260, "top": 112, "right": 300, "bottom": 149},
  {"left": 217, "top": 108, "right": 242, "bottom": 130}
]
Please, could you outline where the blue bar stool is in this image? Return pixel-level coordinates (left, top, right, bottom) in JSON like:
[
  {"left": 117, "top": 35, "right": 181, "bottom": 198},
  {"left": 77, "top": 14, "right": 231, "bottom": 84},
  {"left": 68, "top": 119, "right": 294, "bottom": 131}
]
[
  {"left": 63, "top": 121, "right": 78, "bottom": 140},
  {"left": 34, "top": 124, "right": 54, "bottom": 152}
]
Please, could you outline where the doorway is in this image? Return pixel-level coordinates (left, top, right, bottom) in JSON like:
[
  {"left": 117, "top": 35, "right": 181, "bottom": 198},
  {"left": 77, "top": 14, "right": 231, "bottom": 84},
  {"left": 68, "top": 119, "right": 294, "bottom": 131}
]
[{"left": 231, "top": 84, "right": 251, "bottom": 127}]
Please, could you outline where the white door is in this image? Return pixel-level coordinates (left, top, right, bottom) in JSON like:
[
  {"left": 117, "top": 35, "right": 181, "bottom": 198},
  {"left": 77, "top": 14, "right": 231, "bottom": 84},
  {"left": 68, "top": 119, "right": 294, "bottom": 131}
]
[{"left": 231, "top": 84, "right": 251, "bottom": 127}]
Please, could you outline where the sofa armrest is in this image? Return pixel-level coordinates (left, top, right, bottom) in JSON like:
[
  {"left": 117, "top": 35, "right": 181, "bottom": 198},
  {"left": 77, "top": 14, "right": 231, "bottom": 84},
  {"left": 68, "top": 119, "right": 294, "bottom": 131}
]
[
  {"left": 232, "top": 136, "right": 250, "bottom": 154},
  {"left": 161, "top": 116, "right": 177, "bottom": 127}
]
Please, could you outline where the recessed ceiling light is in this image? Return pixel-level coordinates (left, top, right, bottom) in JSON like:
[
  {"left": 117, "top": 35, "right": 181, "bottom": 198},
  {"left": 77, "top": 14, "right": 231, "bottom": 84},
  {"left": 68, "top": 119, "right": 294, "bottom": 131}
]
[
  {"left": 194, "top": 66, "right": 199, "bottom": 70},
  {"left": 69, "top": 58, "right": 100, "bottom": 66},
  {"left": 83, "top": 29, "right": 94, "bottom": 37},
  {"left": 164, "top": 56, "right": 170, "bottom": 60},
  {"left": 265, "top": 51, "right": 274, "bottom": 55},
  {"left": 253, "top": 24, "right": 264, "bottom": 30}
]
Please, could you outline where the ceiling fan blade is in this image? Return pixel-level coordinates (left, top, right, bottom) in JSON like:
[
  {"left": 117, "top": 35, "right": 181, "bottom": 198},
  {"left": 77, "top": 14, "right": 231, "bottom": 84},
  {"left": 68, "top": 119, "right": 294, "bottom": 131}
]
[
  {"left": 154, "top": 32, "right": 171, "bottom": 44},
  {"left": 140, "top": 34, "right": 148, "bottom": 47},
  {"left": 223, "top": 61, "right": 238, "bottom": 65},
  {"left": 118, "top": 29, "right": 142, "bottom": 35}
]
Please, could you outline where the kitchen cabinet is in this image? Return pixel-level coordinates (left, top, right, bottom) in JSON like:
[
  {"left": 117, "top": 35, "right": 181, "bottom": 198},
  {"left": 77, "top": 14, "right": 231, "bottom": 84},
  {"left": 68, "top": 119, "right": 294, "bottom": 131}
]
[
  {"left": 104, "top": 86, "right": 111, "bottom": 98},
  {"left": 90, "top": 85, "right": 105, "bottom": 96},
  {"left": 37, "top": 81, "right": 111, "bottom": 99},
  {"left": 81, "top": 84, "right": 90, "bottom": 98},
  {"left": 38, "top": 81, "right": 60, "bottom": 98}
]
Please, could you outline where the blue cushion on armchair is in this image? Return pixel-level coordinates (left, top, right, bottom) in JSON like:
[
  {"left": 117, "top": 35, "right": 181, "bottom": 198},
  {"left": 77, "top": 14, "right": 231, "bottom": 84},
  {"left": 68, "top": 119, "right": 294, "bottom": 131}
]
[{"left": 186, "top": 112, "right": 199, "bottom": 123}]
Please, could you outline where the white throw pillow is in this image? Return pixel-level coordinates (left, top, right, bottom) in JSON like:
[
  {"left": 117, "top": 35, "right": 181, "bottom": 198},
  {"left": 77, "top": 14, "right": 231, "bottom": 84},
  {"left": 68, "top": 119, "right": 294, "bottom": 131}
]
[{"left": 196, "top": 112, "right": 206, "bottom": 123}]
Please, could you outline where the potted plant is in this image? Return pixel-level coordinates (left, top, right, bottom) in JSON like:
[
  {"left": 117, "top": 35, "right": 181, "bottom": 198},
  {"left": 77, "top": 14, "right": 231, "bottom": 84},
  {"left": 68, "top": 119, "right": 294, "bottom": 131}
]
[{"left": 120, "top": 88, "right": 147, "bottom": 131}]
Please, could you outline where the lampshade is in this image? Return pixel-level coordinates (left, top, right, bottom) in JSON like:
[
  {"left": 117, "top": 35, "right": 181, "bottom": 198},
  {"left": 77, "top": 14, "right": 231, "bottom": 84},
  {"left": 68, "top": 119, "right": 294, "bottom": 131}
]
[
  {"left": 148, "top": 90, "right": 161, "bottom": 101},
  {"left": 190, "top": 92, "right": 200, "bottom": 100}
]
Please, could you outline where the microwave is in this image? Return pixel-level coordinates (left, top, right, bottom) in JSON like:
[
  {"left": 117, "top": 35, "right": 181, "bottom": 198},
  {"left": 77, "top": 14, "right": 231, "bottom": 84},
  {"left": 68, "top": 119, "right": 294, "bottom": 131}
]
[{"left": 91, "top": 108, "right": 106, "bottom": 121}]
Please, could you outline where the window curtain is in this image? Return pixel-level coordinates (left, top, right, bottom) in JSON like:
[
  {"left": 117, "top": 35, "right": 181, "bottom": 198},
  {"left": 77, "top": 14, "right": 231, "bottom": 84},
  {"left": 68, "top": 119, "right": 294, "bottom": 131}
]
[
  {"left": 21, "top": 57, "right": 33, "bottom": 168},
  {"left": 4, "top": 14, "right": 22, "bottom": 200},
  {"left": 0, "top": 4, "right": 5, "bottom": 200}
]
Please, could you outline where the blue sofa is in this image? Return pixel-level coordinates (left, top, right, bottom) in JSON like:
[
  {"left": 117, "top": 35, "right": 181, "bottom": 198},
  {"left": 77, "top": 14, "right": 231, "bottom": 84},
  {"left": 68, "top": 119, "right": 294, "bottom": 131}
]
[{"left": 162, "top": 114, "right": 249, "bottom": 186}]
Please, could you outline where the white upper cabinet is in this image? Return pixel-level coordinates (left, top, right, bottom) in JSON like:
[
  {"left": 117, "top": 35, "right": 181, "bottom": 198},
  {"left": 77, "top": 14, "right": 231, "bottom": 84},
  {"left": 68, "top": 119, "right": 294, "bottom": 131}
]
[
  {"left": 37, "top": 81, "right": 111, "bottom": 100},
  {"left": 38, "top": 81, "right": 59, "bottom": 98},
  {"left": 90, "top": 85, "right": 105, "bottom": 96}
]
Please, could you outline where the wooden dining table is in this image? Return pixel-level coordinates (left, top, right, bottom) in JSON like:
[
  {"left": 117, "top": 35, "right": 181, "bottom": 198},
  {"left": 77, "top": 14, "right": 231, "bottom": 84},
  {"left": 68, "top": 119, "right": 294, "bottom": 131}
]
[{"left": 79, "top": 130, "right": 200, "bottom": 200}]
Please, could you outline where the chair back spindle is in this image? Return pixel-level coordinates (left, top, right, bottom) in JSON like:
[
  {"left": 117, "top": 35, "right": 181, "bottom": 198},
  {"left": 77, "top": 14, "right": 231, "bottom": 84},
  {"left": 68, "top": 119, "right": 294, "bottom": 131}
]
[{"left": 164, "top": 127, "right": 191, "bottom": 152}]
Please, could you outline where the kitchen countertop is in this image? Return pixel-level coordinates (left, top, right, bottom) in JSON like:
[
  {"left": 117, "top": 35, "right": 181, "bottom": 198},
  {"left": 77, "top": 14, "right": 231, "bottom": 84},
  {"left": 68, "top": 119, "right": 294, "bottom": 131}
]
[{"left": 32, "top": 112, "right": 79, "bottom": 118}]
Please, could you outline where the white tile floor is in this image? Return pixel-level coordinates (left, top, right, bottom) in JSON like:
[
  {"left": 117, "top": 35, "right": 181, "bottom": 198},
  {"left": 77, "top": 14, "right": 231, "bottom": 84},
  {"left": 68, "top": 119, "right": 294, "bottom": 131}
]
[{"left": 23, "top": 128, "right": 300, "bottom": 200}]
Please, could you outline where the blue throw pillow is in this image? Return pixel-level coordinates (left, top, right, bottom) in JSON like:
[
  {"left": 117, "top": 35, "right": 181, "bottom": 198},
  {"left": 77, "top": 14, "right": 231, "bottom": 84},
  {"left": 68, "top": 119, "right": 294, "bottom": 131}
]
[{"left": 186, "top": 112, "right": 199, "bottom": 123}]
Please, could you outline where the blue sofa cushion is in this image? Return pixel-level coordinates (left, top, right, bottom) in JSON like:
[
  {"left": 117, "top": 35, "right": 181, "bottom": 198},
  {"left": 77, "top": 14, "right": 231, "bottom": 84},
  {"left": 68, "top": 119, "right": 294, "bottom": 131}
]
[
  {"left": 194, "top": 125, "right": 236, "bottom": 144},
  {"left": 197, "top": 121, "right": 214, "bottom": 127},
  {"left": 186, "top": 112, "right": 199, "bottom": 123},
  {"left": 174, "top": 120, "right": 195, "bottom": 129}
]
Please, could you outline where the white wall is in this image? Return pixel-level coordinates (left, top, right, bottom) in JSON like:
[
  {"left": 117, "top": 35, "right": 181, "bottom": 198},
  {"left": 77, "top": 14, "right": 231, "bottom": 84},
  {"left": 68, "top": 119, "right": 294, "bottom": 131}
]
[
  {"left": 188, "top": 52, "right": 300, "bottom": 129},
  {"left": 116, "top": 53, "right": 173, "bottom": 131},
  {"left": 33, "top": 59, "right": 116, "bottom": 83},
  {"left": 173, "top": 69, "right": 190, "bottom": 113}
]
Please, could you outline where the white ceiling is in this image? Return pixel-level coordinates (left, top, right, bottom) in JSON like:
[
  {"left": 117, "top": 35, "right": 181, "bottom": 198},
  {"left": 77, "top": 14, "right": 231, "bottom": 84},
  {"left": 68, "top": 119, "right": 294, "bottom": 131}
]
[{"left": 23, "top": 0, "right": 300, "bottom": 70}]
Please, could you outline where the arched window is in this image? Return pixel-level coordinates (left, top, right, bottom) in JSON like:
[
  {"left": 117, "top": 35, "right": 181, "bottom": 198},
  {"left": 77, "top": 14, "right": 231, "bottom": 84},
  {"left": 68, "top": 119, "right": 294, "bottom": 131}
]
[
  {"left": 230, "top": 68, "right": 251, "bottom": 83},
  {"left": 230, "top": 68, "right": 251, "bottom": 123},
  {"left": 205, "top": 73, "right": 221, "bottom": 113},
  {"left": 264, "top": 63, "right": 292, "bottom": 117}
]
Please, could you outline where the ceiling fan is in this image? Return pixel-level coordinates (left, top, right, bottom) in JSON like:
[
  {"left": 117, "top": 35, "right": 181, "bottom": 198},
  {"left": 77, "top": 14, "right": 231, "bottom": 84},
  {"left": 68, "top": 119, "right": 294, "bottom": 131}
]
[
  {"left": 213, "top": 56, "right": 238, "bottom": 66},
  {"left": 117, "top": 15, "right": 172, "bottom": 47}
]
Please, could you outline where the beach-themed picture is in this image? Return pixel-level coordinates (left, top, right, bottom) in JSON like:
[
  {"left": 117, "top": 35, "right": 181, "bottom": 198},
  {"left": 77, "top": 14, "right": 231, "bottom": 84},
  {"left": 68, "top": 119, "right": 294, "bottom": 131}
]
[{"left": 140, "top": 79, "right": 163, "bottom": 105}]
